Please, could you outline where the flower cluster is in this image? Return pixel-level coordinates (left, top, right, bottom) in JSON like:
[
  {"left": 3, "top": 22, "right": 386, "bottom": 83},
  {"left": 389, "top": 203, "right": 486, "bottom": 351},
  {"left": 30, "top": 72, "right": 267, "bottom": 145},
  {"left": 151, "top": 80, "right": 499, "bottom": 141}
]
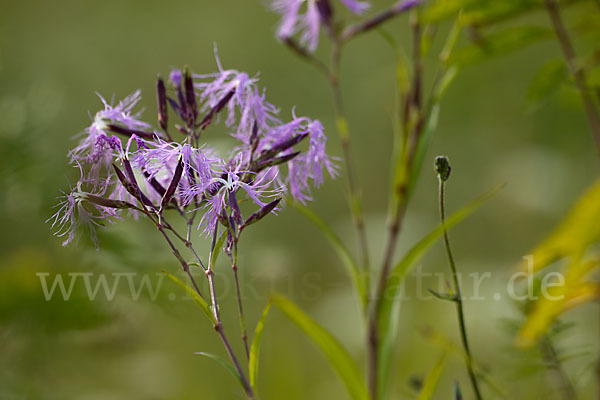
[{"left": 50, "top": 55, "right": 336, "bottom": 247}]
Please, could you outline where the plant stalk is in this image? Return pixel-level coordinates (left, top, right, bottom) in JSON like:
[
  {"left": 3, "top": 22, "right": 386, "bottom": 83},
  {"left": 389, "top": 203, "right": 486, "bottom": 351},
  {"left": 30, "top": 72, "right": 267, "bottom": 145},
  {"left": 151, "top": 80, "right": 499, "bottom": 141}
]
[
  {"left": 207, "top": 227, "right": 255, "bottom": 399},
  {"left": 232, "top": 239, "right": 250, "bottom": 359},
  {"left": 367, "top": 14, "right": 423, "bottom": 399},
  {"left": 151, "top": 213, "right": 254, "bottom": 399},
  {"left": 438, "top": 178, "right": 483, "bottom": 400},
  {"left": 540, "top": 335, "right": 577, "bottom": 400},
  {"left": 543, "top": 0, "right": 600, "bottom": 154}
]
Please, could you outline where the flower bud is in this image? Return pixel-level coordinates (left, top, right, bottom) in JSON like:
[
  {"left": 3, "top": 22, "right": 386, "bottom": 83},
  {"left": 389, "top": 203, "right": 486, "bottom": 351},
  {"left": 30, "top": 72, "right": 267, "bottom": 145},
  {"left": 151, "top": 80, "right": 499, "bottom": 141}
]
[
  {"left": 434, "top": 155, "right": 451, "bottom": 182},
  {"left": 156, "top": 76, "right": 168, "bottom": 131}
]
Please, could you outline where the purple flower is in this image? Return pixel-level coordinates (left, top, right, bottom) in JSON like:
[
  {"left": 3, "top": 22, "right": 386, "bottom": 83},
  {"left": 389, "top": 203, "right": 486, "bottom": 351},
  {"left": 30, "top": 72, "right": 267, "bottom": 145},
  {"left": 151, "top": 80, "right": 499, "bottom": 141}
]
[
  {"left": 135, "top": 139, "right": 221, "bottom": 205},
  {"left": 69, "top": 91, "right": 151, "bottom": 184},
  {"left": 272, "top": 0, "right": 370, "bottom": 52},
  {"left": 191, "top": 164, "right": 284, "bottom": 236},
  {"left": 281, "top": 118, "right": 337, "bottom": 202},
  {"left": 300, "top": 0, "right": 320, "bottom": 52},
  {"left": 53, "top": 54, "right": 335, "bottom": 248},
  {"left": 48, "top": 166, "right": 120, "bottom": 247},
  {"left": 194, "top": 52, "right": 280, "bottom": 141}
]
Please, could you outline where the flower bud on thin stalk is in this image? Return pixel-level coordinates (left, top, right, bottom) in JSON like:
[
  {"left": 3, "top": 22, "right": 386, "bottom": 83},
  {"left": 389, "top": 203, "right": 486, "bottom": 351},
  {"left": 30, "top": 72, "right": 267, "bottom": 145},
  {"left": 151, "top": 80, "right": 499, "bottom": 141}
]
[{"left": 435, "top": 155, "right": 483, "bottom": 400}]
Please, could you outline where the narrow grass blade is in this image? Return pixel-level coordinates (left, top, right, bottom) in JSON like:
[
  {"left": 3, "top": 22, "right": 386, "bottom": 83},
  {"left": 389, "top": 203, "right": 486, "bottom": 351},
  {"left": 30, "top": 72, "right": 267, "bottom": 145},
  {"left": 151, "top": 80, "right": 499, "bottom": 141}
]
[
  {"left": 291, "top": 203, "right": 368, "bottom": 308},
  {"left": 195, "top": 352, "right": 244, "bottom": 388},
  {"left": 417, "top": 352, "right": 448, "bottom": 400},
  {"left": 212, "top": 231, "right": 227, "bottom": 267},
  {"left": 272, "top": 293, "right": 370, "bottom": 400},
  {"left": 522, "top": 179, "right": 600, "bottom": 274},
  {"left": 249, "top": 301, "right": 272, "bottom": 391},
  {"left": 164, "top": 272, "right": 216, "bottom": 325}
]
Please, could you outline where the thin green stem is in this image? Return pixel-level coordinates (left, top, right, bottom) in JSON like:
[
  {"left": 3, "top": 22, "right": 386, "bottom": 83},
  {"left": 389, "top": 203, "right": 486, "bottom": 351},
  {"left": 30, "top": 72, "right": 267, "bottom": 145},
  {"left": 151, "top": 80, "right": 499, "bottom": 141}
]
[
  {"left": 330, "top": 38, "right": 371, "bottom": 275},
  {"left": 149, "top": 212, "right": 253, "bottom": 399},
  {"left": 206, "top": 226, "right": 255, "bottom": 399},
  {"left": 282, "top": 37, "right": 330, "bottom": 78},
  {"left": 232, "top": 239, "right": 250, "bottom": 360},
  {"left": 438, "top": 178, "right": 483, "bottom": 400},
  {"left": 367, "top": 14, "right": 424, "bottom": 399},
  {"left": 543, "top": 0, "right": 600, "bottom": 154},
  {"left": 540, "top": 335, "right": 577, "bottom": 400},
  {"left": 283, "top": 35, "right": 371, "bottom": 288},
  {"left": 144, "top": 212, "right": 206, "bottom": 299}
]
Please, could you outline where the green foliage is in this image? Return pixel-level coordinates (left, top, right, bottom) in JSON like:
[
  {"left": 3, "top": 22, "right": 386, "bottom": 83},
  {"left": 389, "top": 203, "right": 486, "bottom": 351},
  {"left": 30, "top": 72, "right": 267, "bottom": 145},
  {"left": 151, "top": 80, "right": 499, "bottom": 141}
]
[
  {"left": 164, "top": 272, "right": 216, "bottom": 325},
  {"left": 292, "top": 202, "right": 368, "bottom": 309},
  {"left": 526, "top": 59, "right": 567, "bottom": 109},
  {"left": 272, "top": 293, "right": 370, "bottom": 400},
  {"left": 523, "top": 179, "right": 600, "bottom": 273},
  {"left": 376, "top": 185, "right": 502, "bottom": 397},
  {"left": 518, "top": 180, "right": 600, "bottom": 346},
  {"left": 450, "top": 26, "right": 554, "bottom": 66},
  {"left": 417, "top": 352, "right": 448, "bottom": 400},
  {"left": 249, "top": 301, "right": 272, "bottom": 392},
  {"left": 195, "top": 352, "right": 244, "bottom": 388}
]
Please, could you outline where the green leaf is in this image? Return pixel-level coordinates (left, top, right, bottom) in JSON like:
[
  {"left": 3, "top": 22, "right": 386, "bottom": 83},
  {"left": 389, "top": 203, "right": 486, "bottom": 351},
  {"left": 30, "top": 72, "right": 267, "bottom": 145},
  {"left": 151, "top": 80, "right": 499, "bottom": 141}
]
[
  {"left": 429, "top": 289, "right": 457, "bottom": 302},
  {"left": 440, "top": 19, "right": 463, "bottom": 66},
  {"left": 291, "top": 203, "right": 368, "bottom": 308},
  {"left": 522, "top": 179, "right": 600, "bottom": 273},
  {"left": 526, "top": 59, "right": 567, "bottom": 110},
  {"left": 417, "top": 352, "right": 448, "bottom": 400},
  {"left": 459, "top": 0, "right": 543, "bottom": 27},
  {"left": 377, "top": 185, "right": 502, "bottom": 395},
  {"left": 195, "top": 352, "right": 244, "bottom": 388},
  {"left": 421, "top": 327, "right": 508, "bottom": 399},
  {"left": 249, "top": 301, "right": 272, "bottom": 391},
  {"left": 423, "top": 0, "right": 478, "bottom": 23},
  {"left": 517, "top": 257, "right": 600, "bottom": 347},
  {"left": 164, "top": 272, "right": 216, "bottom": 325},
  {"left": 212, "top": 231, "right": 227, "bottom": 266},
  {"left": 450, "top": 26, "right": 553, "bottom": 66},
  {"left": 272, "top": 293, "right": 370, "bottom": 400},
  {"left": 434, "top": 66, "right": 459, "bottom": 102}
]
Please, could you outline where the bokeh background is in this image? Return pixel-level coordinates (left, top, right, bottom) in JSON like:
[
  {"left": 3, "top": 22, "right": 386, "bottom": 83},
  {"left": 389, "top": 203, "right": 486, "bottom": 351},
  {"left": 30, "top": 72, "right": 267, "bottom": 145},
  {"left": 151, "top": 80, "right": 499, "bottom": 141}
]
[{"left": 1, "top": 0, "right": 599, "bottom": 399}]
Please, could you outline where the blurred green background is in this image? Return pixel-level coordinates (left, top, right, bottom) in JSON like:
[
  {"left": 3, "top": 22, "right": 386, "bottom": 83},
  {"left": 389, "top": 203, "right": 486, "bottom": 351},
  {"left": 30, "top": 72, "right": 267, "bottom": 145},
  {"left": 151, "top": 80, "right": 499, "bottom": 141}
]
[{"left": 1, "top": 0, "right": 599, "bottom": 398}]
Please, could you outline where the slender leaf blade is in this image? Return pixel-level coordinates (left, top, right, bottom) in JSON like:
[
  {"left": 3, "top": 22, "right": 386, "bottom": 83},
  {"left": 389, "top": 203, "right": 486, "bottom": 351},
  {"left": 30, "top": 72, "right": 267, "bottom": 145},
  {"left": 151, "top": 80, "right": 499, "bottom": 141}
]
[
  {"left": 164, "top": 272, "right": 216, "bottom": 325},
  {"left": 522, "top": 179, "right": 600, "bottom": 273},
  {"left": 417, "top": 352, "right": 448, "bottom": 400},
  {"left": 195, "top": 352, "right": 244, "bottom": 387},
  {"left": 249, "top": 301, "right": 272, "bottom": 391},
  {"left": 272, "top": 293, "right": 370, "bottom": 400},
  {"left": 292, "top": 203, "right": 368, "bottom": 308}
]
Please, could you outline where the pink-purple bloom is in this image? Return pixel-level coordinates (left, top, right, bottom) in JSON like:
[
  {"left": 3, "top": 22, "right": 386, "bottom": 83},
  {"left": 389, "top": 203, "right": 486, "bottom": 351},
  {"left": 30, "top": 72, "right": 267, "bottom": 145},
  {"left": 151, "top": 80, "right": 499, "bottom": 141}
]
[
  {"left": 272, "top": 0, "right": 370, "bottom": 51},
  {"left": 51, "top": 53, "right": 336, "bottom": 247}
]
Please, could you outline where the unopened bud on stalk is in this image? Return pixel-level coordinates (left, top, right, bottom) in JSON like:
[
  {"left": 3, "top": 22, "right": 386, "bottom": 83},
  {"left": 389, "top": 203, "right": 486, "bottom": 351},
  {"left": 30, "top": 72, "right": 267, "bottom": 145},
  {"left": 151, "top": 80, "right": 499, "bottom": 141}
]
[
  {"left": 82, "top": 193, "right": 135, "bottom": 209},
  {"left": 434, "top": 155, "right": 451, "bottom": 182},
  {"left": 156, "top": 76, "right": 168, "bottom": 131},
  {"left": 184, "top": 66, "right": 197, "bottom": 121},
  {"left": 316, "top": 0, "right": 333, "bottom": 27},
  {"left": 240, "top": 198, "right": 282, "bottom": 231}
]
